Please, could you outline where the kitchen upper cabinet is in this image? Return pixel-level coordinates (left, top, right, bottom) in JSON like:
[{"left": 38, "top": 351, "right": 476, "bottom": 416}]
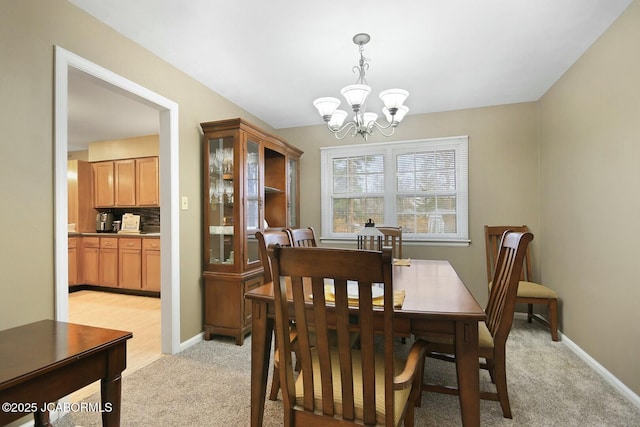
[
  {"left": 92, "top": 161, "right": 115, "bottom": 208},
  {"left": 67, "top": 160, "right": 96, "bottom": 232},
  {"left": 92, "top": 157, "right": 159, "bottom": 208},
  {"left": 136, "top": 157, "right": 160, "bottom": 206},
  {"left": 114, "top": 159, "right": 136, "bottom": 207}
]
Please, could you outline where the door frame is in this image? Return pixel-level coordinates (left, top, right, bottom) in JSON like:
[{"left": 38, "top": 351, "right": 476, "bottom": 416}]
[{"left": 54, "top": 46, "right": 181, "bottom": 354}]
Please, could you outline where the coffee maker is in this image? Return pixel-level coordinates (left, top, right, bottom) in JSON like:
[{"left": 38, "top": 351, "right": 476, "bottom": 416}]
[{"left": 96, "top": 212, "right": 114, "bottom": 232}]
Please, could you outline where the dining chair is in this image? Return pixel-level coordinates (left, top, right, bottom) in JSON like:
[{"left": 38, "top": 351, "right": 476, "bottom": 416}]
[
  {"left": 256, "top": 229, "right": 296, "bottom": 401},
  {"left": 485, "top": 225, "right": 559, "bottom": 341},
  {"left": 377, "top": 226, "right": 403, "bottom": 259},
  {"left": 287, "top": 227, "right": 317, "bottom": 247},
  {"left": 420, "top": 230, "right": 533, "bottom": 418},
  {"left": 269, "top": 245, "right": 428, "bottom": 426}
]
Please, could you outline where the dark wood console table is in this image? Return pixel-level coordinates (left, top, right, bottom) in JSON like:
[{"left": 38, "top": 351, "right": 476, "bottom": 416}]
[{"left": 0, "top": 320, "right": 132, "bottom": 426}]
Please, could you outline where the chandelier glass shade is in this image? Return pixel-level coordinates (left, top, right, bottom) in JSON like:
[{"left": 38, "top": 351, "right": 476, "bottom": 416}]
[{"left": 313, "top": 33, "right": 409, "bottom": 140}]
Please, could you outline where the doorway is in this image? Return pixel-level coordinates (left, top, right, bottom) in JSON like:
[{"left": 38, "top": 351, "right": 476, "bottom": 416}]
[{"left": 54, "top": 46, "right": 181, "bottom": 354}]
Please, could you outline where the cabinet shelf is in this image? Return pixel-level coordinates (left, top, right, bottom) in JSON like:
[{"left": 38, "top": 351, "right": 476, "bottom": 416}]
[{"left": 264, "top": 186, "right": 284, "bottom": 193}]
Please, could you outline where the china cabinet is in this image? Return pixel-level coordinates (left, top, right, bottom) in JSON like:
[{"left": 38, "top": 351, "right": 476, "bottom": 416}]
[{"left": 200, "top": 118, "right": 302, "bottom": 345}]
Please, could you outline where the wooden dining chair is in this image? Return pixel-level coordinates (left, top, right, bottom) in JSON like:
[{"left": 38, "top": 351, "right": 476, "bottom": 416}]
[
  {"left": 485, "top": 225, "right": 559, "bottom": 341},
  {"left": 287, "top": 227, "right": 317, "bottom": 247},
  {"left": 420, "top": 230, "right": 533, "bottom": 418},
  {"left": 256, "top": 229, "right": 296, "bottom": 401},
  {"left": 377, "top": 226, "right": 403, "bottom": 259},
  {"left": 269, "top": 245, "right": 428, "bottom": 426}
]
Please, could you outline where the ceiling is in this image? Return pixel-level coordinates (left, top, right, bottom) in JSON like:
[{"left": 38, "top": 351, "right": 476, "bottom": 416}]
[{"left": 67, "top": 0, "right": 633, "bottom": 150}]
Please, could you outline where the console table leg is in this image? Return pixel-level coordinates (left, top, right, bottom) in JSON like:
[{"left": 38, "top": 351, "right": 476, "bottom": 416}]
[{"left": 101, "top": 374, "right": 122, "bottom": 426}]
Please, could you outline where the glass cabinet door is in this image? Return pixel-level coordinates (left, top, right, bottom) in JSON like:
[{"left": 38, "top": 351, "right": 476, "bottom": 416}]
[
  {"left": 245, "top": 138, "right": 261, "bottom": 266},
  {"left": 207, "top": 136, "right": 235, "bottom": 266},
  {"left": 288, "top": 157, "right": 298, "bottom": 228}
]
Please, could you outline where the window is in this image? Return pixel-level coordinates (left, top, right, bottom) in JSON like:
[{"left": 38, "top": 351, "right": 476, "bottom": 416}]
[{"left": 320, "top": 136, "right": 469, "bottom": 243}]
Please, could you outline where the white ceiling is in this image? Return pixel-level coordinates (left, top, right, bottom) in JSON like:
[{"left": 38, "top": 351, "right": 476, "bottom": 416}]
[{"left": 67, "top": 0, "right": 633, "bottom": 150}]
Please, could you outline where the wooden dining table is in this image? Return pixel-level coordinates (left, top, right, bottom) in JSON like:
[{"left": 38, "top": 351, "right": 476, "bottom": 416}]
[{"left": 245, "top": 258, "right": 486, "bottom": 427}]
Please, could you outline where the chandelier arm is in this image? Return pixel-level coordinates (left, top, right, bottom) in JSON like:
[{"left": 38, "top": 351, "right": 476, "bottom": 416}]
[
  {"left": 371, "top": 121, "right": 397, "bottom": 137},
  {"left": 327, "top": 121, "right": 357, "bottom": 140}
]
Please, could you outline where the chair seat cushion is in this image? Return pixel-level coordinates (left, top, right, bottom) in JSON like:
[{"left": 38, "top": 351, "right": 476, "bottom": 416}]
[
  {"left": 417, "top": 321, "right": 494, "bottom": 350},
  {"left": 516, "top": 281, "right": 558, "bottom": 299},
  {"left": 489, "top": 280, "right": 558, "bottom": 299},
  {"left": 295, "top": 348, "right": 410, "bottom": 426}
]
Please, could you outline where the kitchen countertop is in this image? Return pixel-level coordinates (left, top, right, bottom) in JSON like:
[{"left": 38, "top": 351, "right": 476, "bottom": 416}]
[{"left": 69, "top": 232, "right": 160, "bottom": 237}]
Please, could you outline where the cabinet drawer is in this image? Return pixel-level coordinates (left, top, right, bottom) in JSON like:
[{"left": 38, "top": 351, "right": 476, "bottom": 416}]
[
  {"left": 68, "top": 237, "right": 78, "bottom": 249},
  {"left": 82, "top": 237, "right": 100, "bottom": 248},
  {"left": 120, "top": 238, "right": 141, "bottom": 249},
  {"left": 100, "top": 237, "right": 119, "bottom": 249},
  {"left": 143, "top": 238, "right": 160, "bottom": 250}
]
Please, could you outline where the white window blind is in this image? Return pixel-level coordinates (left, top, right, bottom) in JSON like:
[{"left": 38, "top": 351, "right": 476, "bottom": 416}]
[{"left": 320, "top": 136, "right": 469, "bottom": 243}]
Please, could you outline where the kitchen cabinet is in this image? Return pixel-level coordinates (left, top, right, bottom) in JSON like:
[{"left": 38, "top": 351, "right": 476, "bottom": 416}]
[
  {"left": 93, "top": 157, "right": 159, "bottom": 208},
  {"left": 119, "top": 238, "right": 141, "bottom": 289},
  {"left": 67, "top": 160, "right": 96, "bottom": 232},
  {"left": 80, "top": 237, "right": 100, "bottom": 285},
  {"left": 92, "top": 162, "right": 114, "bottom": 208},
  {"left": 68, "top": 237, "right": 78, "bottom": 286},
  {"left": 114, "top": 159, "right": 136, "bottom": 207},
  {"left": 136, "top": 157, "right": 160, "bottom": 206},
  {"left": 98, "top": 237, "right": 119, "bottom": 287},
  {"left": 142, "top": 238, "right": 161, "bottom": 292},
  {"left": 200, "top": 118, "right": 302, "bottom": 344}
]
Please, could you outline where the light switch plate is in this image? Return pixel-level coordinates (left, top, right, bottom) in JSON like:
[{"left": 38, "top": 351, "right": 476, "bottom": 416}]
[{"left": 181, "top": 196, "right": 189, "bottom": 210}]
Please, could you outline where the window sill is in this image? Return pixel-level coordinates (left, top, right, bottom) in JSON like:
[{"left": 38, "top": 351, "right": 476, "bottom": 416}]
[{"left": 319, "top": 237, "right": 470, "bottom": 248}]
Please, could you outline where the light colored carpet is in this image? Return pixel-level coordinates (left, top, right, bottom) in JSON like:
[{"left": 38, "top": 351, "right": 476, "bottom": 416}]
[{"left": 54, "top": 318, "right": 640, "bottom": 426}]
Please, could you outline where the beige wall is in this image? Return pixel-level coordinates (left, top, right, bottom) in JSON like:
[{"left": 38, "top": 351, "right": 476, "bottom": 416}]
[
  {"left": 0, "top": 0, "right": 274, "bottom": 341},
  {"left": 1, "top": 0, "right": 638, "bottom": 401},
  {"left": 279, "top": 102, "right": 541, "bottom": 307},
  {"left": 539, "top": 1, "right": 640, "bottom": 394},
  {"left": 88, "top": 134, "right": 159, "bottom": 161}
]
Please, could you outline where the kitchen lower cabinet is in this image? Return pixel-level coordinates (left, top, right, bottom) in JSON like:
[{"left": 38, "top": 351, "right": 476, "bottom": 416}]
[
  {"left": 119, "top": 238, "right": 142, "bottom": 289},
  {"left": 68, "top": 237, "right": 79, "bottom": 286},
  {"left": 75, "top": 235, "right": 160, "bottom": 294},
  {"left": 142, "top": 238, "right": 161, "bottom": 292},
  {"left": 99, "top": 237, "right": 119, "bottom": 287},
  {"left": 81, "top": 237, "right": 100, "bottom": 285}
]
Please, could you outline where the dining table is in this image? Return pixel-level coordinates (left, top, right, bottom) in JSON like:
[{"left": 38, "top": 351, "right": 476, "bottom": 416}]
[{"left": 245, "top": 258, "right": 486, "bottom": 427}]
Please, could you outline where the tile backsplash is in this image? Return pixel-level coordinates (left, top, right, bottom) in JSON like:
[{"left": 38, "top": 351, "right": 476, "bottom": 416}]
[{"left": 110, "top": 207, "right": 160, "bottom": 231}]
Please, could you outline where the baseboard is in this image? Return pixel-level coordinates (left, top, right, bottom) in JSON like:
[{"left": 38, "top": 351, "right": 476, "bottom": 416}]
[
  {"left": 514, "top": 312, "right": 640, "bottom": 410},
  {"left": 179, "top": 331, "right": 205, "bottom": 352},
  {"left": 560, "top": 331, "right": 640, "bottom": 409}
]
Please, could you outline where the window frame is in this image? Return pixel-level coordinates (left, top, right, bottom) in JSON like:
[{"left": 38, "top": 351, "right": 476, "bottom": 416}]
[{"left": 320, "top": 136, "right": 469, "bottom": 245}]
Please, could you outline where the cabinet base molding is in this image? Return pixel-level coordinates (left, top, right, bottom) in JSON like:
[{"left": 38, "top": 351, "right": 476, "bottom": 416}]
[{"left": 69, "top": 284, "right": 160, "bottom": 299}]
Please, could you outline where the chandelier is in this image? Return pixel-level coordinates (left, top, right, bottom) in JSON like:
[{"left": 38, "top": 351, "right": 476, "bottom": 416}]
[{"left": 312, "top": 33, "right": 409, "bottom": 140}]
